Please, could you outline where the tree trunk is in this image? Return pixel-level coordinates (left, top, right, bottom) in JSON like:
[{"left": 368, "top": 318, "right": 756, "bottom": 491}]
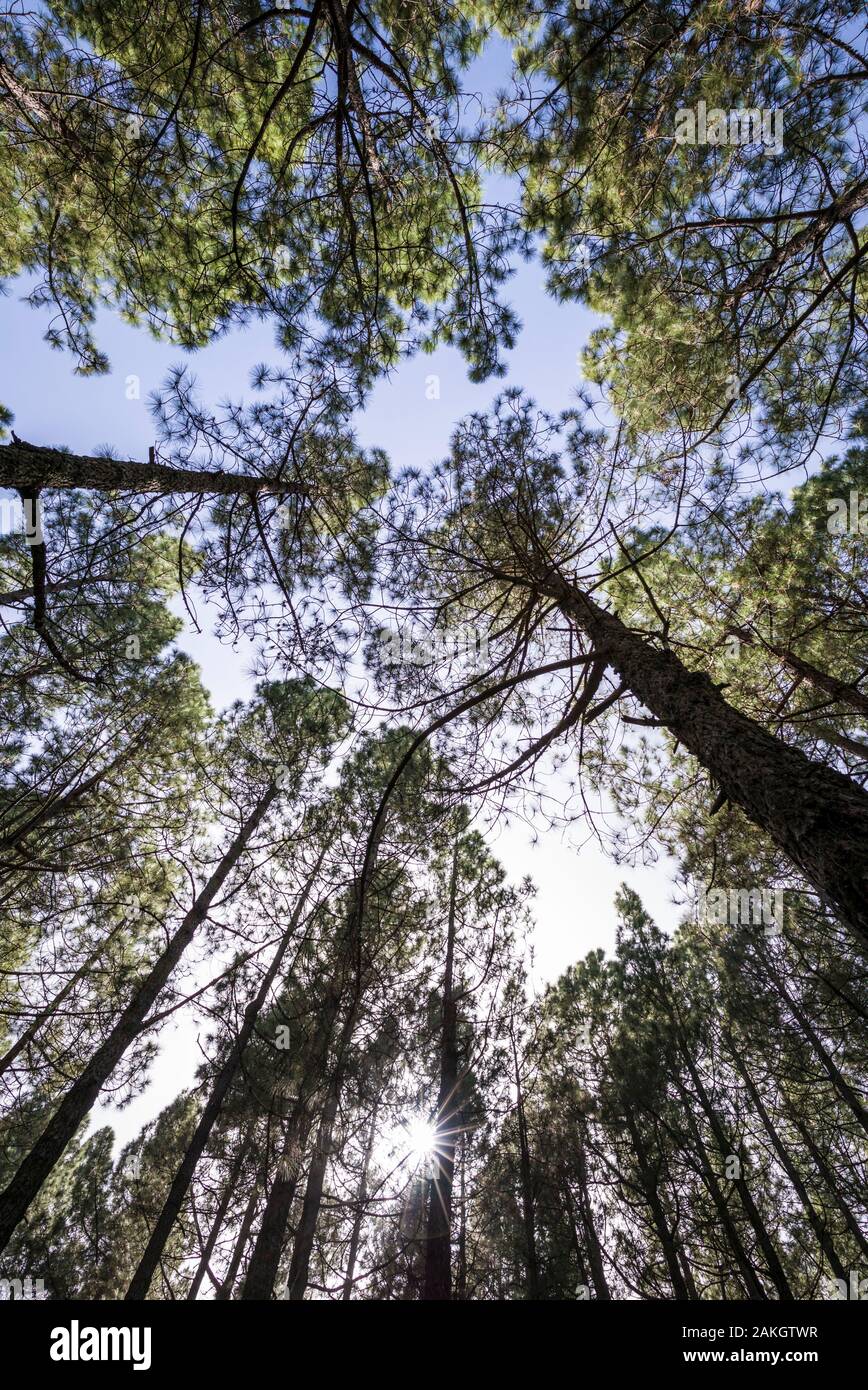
[
  {"left": 786, "top": 1110, "right": 868, "bottom": 1261},
  {"left": 240, "top": 946, "right": 352, "bottom": 1301},
  {"left": 277, "top": 826, "right": 386, "bottom": 1301},
  {"left": 626, "top": 1112, "right": 692, "bottom": 1299},
  {"left": 284, "top": 1005, "right": 355, "bottom": 1301},
  {"left": 510, "top": 1029, "right": 539, "bottom": 1299},
  {"left": 573, "top": 1140, "right": 611, "bottom": 1299},
  {"left": 0, "top": 439, "right": 301, "bottom": 497},
  {"left": 340, "top": 1103, "right": 379, "bottom": 1300},
  {"left": 240, "top": 915, "right": 358, "bottom": 1301},
  {"left": 673, "top": 1075, "right": 768, "bottom": 1299},
  {"left": 186, "top": 1129, "right": 254, "bottom": 1301},
  {"left": 126, "top": 851, "right": 321, "bottom": 1298},
  {"left": 677, "top": 1061, "right": 793, "bottom": 1300},
  {"left": 215, "top": 1163, "right": 266, "bottom": 1300},
  {"left": 815, "top": 726, "right": 868, "bottom": 762},
  {"left": 284, "top": 1094, "right": 339, "bottom": 1299},
  {"left": 561, "top": 1176, "right": 591, "bottom": 1295},
  {"left": 552, "top": 577, "right": 868, "bottom": 947},
  {"left": 456, "top": 1135, "right": 468, "bottom": 1301},
  {"left": 730, "top": 1047, "right": 848, "bottom": 1283},
  {"left": 239, "top": 1087, "right": 319, "bottom": 1299},
  {"left": 0, "top": 783, "right": 277, "bottom": 1254},
  {"left": 423, "top": 838, "right": 461, "bottom": 1301},
  {"left": 678, "top": 1247, "right": 700, "bottom": 1300}
]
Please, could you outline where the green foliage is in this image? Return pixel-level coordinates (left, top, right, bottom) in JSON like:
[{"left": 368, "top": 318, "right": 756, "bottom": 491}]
[{"left": 1, "top": 0, "right": 518, "bottom": 385}]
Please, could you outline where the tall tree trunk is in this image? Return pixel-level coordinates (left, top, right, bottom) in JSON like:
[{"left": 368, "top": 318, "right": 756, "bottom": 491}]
[
  {"left": 678, "top": 1247, "right": 700, "bottom": 1300},
  {"left": 279, "top": 825, "right": 386, "bottom": 1302},
  {"left": 239, "top": 1084, "right": 320, "bottom": 1299},
  {"left": 633, "top": 914, "right": 778, "bottom": 1297},
  {"left": 785, "top": 1110, "right": 868, "bottom": 1260},
  {"left": 573, "top": 1140, "right": 611, "bottom": 1299},
  {"left": 240, "top": 898, "right": 362, "bottom": 1302},
  {"left": 423, "top": 838, "right": 461, "bottom": 1301},
  {"left": 215, "top": 1161, "right": 267, "bottom": 1300},
  {"left": 456, "top": 1134, "right": 468, "bottom": 1301},
  {"left": 186, "top": 1129, "right": 254, "bottom": 1301},
  {"left": 340, "top": 1103, "right": 379, "bottom": 1300},
  {"left": 561, "top": 1176, "right": 591, "bottom": 1295},
  {"left": 0, "top": 439, "right": 302, "bottom": 497},
  {"left": 551, "top": 577, "right": 868, "bottom": 946},
  {"left": 626, "top": 1112, "right": 692, "bottom": 1299},
  {"left": 730, "top": 1047, "right": 848, "bottom": 1283},
  {"left": 675, "top": 1062, "right": 793, "bottom": 1300},
  {"left": 284, "top": 1004, "right": 355, "bottom": 1301},
  {"left": 0, "top": 783, "right": 277, "bottom": 1254},
  {"left": 510, "top": 1029, "right": 539, "bottom": 1299},
  {"left": 126, "top": 851, "right": 321, "bottom": 1298},
  {"left": 673, "top": 1075, "right": 769, "bottom": 1299},
  {"left": 239, "top": 898, "right": 362, "bottom": 1302},
  {"left": 815, "top": 726, "right": 868, "bottom": 762},
  {"left": 765, "top": 964, "right": 868, "bottom": 1138}
]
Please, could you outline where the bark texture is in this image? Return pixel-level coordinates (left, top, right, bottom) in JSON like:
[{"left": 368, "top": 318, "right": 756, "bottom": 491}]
[{"left": 551, "top": 579, "right": 868, "bottom": 947}]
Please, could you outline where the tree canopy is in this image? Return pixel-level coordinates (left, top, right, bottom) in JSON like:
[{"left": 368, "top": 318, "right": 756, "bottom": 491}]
[{"left": 0, "top": 0, "right": 865, "bottom": 1309}]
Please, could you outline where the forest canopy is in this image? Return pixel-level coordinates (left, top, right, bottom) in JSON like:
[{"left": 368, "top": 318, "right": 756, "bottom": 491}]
[{"left": 0, "top": 0, "right": 865, "bottom": 1307}]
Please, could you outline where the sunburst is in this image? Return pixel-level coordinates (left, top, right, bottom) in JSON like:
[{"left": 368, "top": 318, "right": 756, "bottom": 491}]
[{"left": 404, "top": 1114, "right": 438, "bottom": 1162}]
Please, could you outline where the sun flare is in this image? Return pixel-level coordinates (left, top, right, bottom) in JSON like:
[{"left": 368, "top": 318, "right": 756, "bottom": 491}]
[{"left": 404, "top": 1115, "right": 438, "bottom": 1162}]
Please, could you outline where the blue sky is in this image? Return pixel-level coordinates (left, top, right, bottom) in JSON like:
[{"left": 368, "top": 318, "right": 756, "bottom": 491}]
[
  {"left": 1, "top": 249, "right": 683, "bottom": 944},
  {"left": 1, "top": 243, "right": 682, "bottom": 1145}
]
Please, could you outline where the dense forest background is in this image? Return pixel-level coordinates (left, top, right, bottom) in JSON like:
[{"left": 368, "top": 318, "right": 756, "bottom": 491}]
[{"left": 0, "top": 0, "right": 865, "bottom": 1301}]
